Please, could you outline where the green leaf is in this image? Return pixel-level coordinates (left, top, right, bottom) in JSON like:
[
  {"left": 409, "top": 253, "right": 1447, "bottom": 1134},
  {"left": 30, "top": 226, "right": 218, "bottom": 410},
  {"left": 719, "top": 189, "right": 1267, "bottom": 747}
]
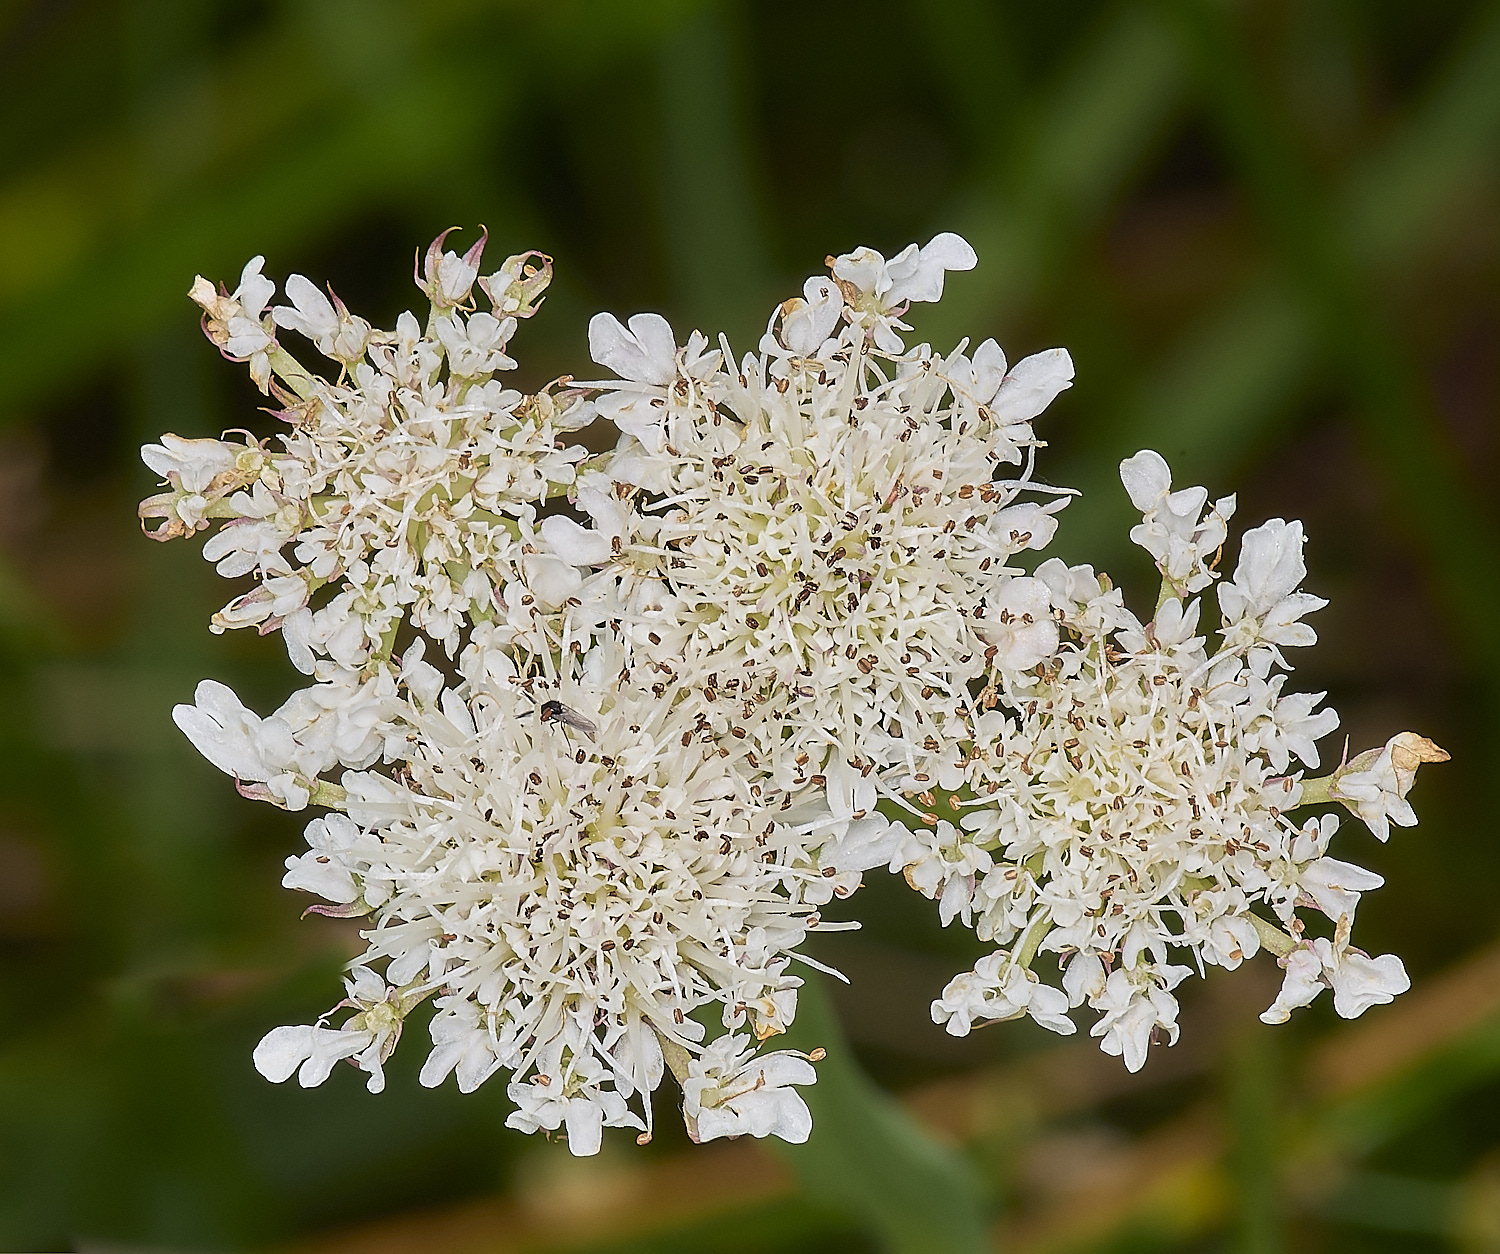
[{"left": 776, "top": 978, "right": 991, "bottom": 1254}]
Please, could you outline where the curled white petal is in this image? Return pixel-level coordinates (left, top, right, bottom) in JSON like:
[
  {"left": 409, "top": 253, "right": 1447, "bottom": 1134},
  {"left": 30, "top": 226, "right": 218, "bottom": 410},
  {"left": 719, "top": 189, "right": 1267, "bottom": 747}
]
[{"left": 589, "top": 312, "right": 678, "bottom": 384}]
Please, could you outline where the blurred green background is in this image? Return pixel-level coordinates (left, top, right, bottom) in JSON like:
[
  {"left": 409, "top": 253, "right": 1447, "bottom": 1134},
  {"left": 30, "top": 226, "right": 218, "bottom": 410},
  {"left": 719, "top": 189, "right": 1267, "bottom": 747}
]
[{"left": 1, "top": 0, "right": 1497, "bottom": 1250}]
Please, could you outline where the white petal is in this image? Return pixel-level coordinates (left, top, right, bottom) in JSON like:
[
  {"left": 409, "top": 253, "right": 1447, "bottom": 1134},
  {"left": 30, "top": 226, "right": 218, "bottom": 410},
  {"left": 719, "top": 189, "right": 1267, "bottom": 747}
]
[
  {"left": 888, "top": 232, "right": 978, "bottom": 304},
  {"left": 173, "top": 684, "right": 270, "bottom": 781},
  {"left": 822, "top": 813, "right": 901, "bottom": 874},
  {"left": 588, "top": 312, "right": 677, "bottom": 384},
  {"left": 1119, "top": 450, "right": 1172, "bottom": 513},
  {"left": 1260, "top": 949, "right": 1324, "bottom": 1024},
  {"left": 235, "top": 256, "right": 274, "bottom": 316},
  {"left": 922, "top": 231, "right": 977, "bottom": 271},
  {"left": 564, "top": 1097, "right": 604, "bottom": 1156},
  {"left": 541, "top": 514, "right": 613, "bottom": 566},
  {"left": 1027, "top": 982, "right": 1077, "bottom": 1035},
  {"left": 523, "top": 554, "right": 584, "bottom": 608},
  {"left": 1330, "top": 952, "right": 1409, "bottom": 1019},
  {"left": 991, "top": 349, "right": 1074, "bottom": 423},
  {"left": 987, "top": 577, "right": 1057, "bottom": 671},
  {"left": 273, "top": 274, "right": 336, "bottom": 338},
  {"left": 970, "top": 338, "right": 1008, "bottom": 402},
  {"left": 253, "top": 1026, "right": 314, "bottom": 1083}
]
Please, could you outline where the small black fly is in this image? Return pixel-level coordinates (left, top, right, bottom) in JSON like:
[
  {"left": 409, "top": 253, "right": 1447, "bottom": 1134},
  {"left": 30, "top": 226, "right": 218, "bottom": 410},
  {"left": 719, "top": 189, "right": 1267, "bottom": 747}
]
[{"left": 538, "top": 699, "right": 599, "bottom": 742}]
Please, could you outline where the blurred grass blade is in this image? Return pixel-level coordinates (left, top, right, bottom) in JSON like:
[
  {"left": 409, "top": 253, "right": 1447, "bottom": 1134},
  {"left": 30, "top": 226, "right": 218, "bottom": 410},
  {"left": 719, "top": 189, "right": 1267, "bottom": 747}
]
[
  {"left": 1227, "top": 1025, "right": 1282, "bottom": 1254},
  {"left": 778, "top": 978, "right": 990, "bottom": 1254},
  {"left": 929, "top": 2, "right": 1186, "bottom": 341},
  {"left": 657, "top": 0, "right": 771, "bottom": 343},
  {"left": 1159, "top": 0, "right": 1500, "bottom": 667},
  {"left": 0, "top": 0, "right": 694, "bottom": 422},
  {"left": 1346, "top": 4, "right": 1500, "bottom": 266},
  {"left": 1061, "top": 2, "right": 1500, "bottom": 585}
]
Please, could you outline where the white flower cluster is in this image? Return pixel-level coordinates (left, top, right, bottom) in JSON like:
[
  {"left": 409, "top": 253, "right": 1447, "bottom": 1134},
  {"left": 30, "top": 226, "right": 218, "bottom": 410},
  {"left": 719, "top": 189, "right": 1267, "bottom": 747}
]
[
  {"left": 144, "top": 230, "right": 1085, "bottom": 1154},
  {"left": 564, "top": 230, "right": 1074, "bottom": 821},
  {"left": 905, "top": 450, "right": 1445, "bottom": 1070},
  {"left": 141, "top": 231, "right": 586, "bottom": 668},
  {"left": 144, "top": 228, "right": 1443, "bottom": 1155}
]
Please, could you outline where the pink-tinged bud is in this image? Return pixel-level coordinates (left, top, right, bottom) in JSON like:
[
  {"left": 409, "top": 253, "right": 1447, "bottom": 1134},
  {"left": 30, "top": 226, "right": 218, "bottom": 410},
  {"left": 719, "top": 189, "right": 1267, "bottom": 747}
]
[
  {"left": 419, "top": 226, "right": 487, "bottom": 308},
  {"left": 302, "top": 901, "right": 372, "bottom": 919},
  {"left": 479, "top": 250, "right": 553, "bottom": 318}
]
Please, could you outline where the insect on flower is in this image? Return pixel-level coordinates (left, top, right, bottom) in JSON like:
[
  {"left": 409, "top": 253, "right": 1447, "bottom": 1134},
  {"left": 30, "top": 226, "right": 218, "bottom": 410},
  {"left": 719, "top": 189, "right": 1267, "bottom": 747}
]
[{"left": 538, "top": 699, "right": 598, "bottom": 741}]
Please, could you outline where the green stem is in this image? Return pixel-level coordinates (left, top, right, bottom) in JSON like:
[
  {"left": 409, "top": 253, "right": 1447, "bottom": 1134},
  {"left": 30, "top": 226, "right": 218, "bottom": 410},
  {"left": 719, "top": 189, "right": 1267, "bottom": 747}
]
[
  {"left": 267, "top": 346, "right": 318, "bottom": 401},
  {"left": 1015, "top": 910, "right": 1051, "bottom": 970},
  {"left": 658, "top": 1031, "right": 693, "bottom": 1085},
  {"left": 1249, "top": 913, "right": 1296, "bottom": 959},
  {"left": 372, "top": 616, "right": 404, "bottom": 664},
  {"left": 309, "top": 780, "right": 347, "bottom": 810},
  {"left": 1295, "top": 775, "right": 1334, "bottom": 807}
]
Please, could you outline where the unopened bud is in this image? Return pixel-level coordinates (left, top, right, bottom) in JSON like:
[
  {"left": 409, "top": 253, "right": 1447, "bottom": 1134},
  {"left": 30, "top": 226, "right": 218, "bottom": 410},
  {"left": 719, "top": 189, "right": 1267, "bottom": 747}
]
[{"left": 419, "top": 227, "right": 487, "bottom": 308}]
